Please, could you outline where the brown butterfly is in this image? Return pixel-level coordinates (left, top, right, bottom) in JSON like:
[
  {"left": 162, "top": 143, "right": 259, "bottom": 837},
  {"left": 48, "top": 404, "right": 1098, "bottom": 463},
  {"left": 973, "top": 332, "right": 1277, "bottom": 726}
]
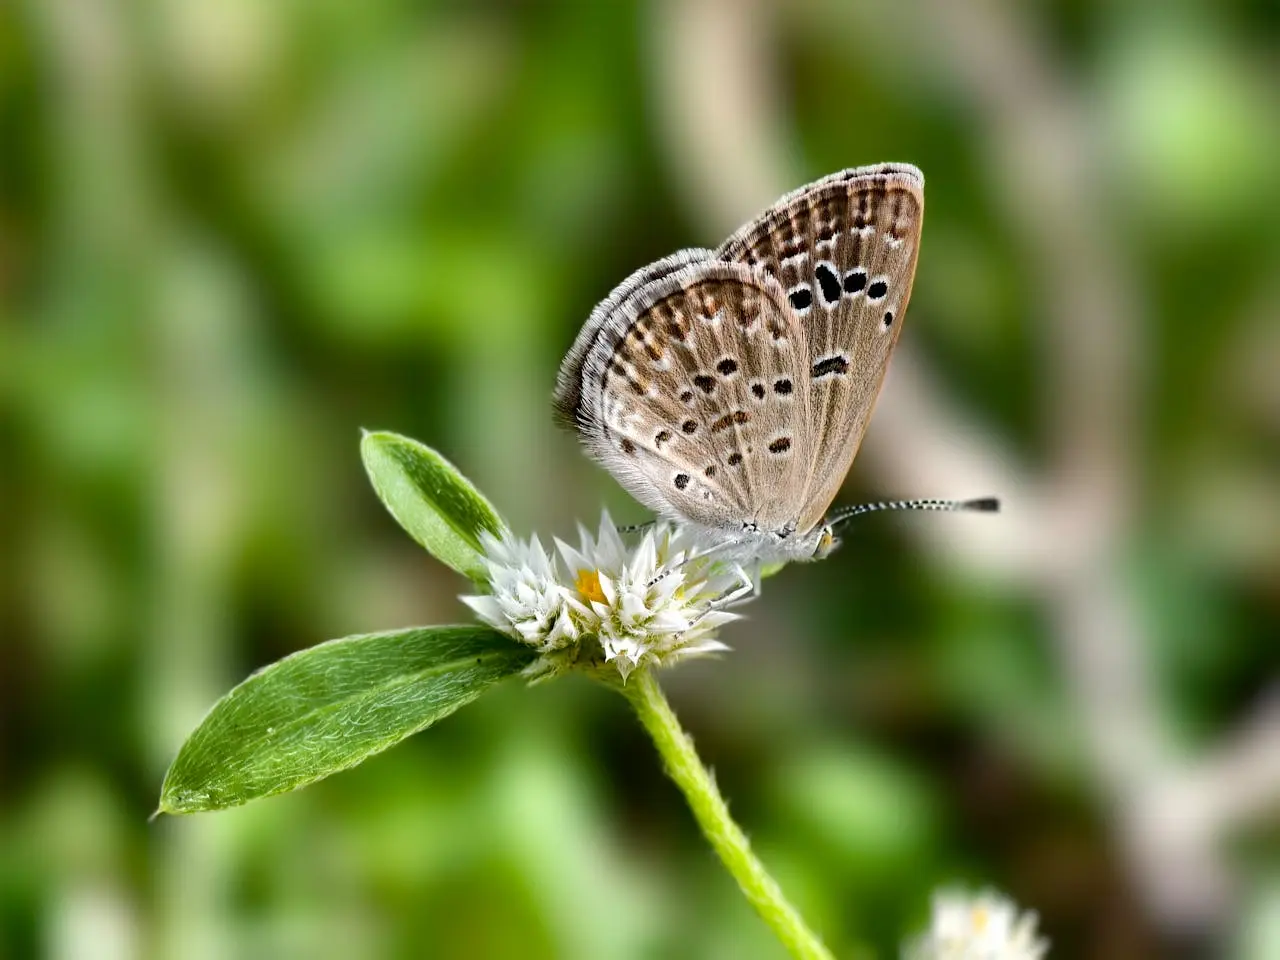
[{"left": 555, "top": 163, "right": 994, "bottom": 565}]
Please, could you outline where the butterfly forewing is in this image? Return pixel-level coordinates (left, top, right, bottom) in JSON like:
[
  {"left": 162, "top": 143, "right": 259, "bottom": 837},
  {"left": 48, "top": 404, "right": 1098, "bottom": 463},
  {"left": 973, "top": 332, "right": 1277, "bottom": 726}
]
[
  {"left": 561, "top": 261, "right": 814, "bottom": 531},
  {"left": 718, "top": 163, "right": 924, "bottom": 531}
]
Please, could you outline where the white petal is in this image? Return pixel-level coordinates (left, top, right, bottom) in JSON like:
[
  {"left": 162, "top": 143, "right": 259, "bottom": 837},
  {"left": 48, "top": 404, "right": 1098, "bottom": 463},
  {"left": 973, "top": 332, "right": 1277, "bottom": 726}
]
[
  {"left": 679, "top": 638, "right": 731, "bottom": 656},
  {"left": 513, "top": 619, "right": 544, "bottom": 642},
  {"left": 620, "top": 592, "right": 649, "bottom": 621},
  {"left": 693, "top": 611, "right": 741, "bottom": 630},
  {"left": 652, "top": 573, "right": 685, "bottom": 603},
  {"left": 460, "top": 594, "right": 507, "bottom": 628},
  {"left": 628, "top": 536, "right": 658, "bottom": 581},
  {"left": 555, "top": 538, "right": 590, "bottom": 576},
  {"left": 575, "top": 520, "right": 594, "bottom": 555},
  {"left": 543, "top": 612, "right": 575, "bottom": 648},
  {"left": 650, "top": 610, "right": 691, "bottom": 632},
  {"left": 526, "top": 534, "right": 551, "bottom": 576},
  {"left": 563, "top": 594, "right": 595, "bottom": 619},
  {"left": 598, "top": 513, "right": 627, "bottom": 566},
  {"left": 477, "top": 529, "right": 506, "bottom": 561}
]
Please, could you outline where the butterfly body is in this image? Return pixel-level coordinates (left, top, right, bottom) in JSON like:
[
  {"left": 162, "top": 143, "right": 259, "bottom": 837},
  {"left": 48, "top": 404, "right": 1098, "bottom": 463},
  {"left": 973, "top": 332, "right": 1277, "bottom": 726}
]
[{"left": 555, "top": 164, "right": 925, "bottom": 562}]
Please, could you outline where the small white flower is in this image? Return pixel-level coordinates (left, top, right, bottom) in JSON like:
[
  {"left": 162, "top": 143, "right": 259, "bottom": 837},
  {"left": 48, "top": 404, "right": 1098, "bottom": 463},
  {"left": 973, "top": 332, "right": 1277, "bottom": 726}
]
[
  {"left": 461, "top": 512, "right": 752, "bottom": 679},
  {"left": 905, "top": 888, "right": 1048, "bottom": 960},
  {"left": 461, "top": 530, "right": 578, "bottom": 653},
  {"left": 557, "top": 513, "right": 746, "bottom": 678}
]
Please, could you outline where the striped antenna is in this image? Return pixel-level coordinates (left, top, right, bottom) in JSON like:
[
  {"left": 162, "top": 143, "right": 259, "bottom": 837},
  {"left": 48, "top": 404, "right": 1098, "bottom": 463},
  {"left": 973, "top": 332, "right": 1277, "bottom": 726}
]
[{"left": 826, "top": 497, "right": 999, "bottom": 530}]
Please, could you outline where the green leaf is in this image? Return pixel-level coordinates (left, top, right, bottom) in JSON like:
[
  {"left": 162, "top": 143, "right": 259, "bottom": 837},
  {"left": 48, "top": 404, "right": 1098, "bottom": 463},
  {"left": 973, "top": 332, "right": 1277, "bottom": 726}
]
[
  {"left": 159, "top": 626, "right": 535, "bottom": 814},
  {"left": 360, "top": 430, "right": 505, "bottom": 581}
]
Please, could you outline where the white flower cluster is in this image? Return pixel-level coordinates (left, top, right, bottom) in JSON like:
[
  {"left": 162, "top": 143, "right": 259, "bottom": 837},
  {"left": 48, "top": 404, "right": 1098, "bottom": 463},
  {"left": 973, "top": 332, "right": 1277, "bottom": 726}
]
[
  {"left": 462, "top": 513, "right": 750, "bottom": 679},
  {"left": 905, "top": 888, "right": 1048, "bottom": 960}
]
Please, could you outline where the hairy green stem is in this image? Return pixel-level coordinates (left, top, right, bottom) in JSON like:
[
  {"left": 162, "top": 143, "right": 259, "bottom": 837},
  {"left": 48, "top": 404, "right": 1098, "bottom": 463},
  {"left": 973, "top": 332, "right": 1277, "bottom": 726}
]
[{"left": 620, "top": 668, "right": 835, "bottom": 960}]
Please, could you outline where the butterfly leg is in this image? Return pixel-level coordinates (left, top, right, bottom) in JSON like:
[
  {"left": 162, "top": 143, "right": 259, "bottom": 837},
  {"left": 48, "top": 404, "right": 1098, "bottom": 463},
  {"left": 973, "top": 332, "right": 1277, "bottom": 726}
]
[
  {"left": 645, "top": 537, "right": 738, "bottom": 589},
  {"left": 707, "top": 563, "right": 755, "bottom": 611}
]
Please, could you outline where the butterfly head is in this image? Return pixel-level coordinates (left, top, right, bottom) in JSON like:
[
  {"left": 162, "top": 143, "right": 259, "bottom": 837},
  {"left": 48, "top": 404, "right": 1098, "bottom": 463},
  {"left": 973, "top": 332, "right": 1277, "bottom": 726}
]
[
  {"left": 814, "top": 525, "right": 839, "bottom": 559},
  {"left": 751, "top": 521, "right": 839, "bottom": 564}
]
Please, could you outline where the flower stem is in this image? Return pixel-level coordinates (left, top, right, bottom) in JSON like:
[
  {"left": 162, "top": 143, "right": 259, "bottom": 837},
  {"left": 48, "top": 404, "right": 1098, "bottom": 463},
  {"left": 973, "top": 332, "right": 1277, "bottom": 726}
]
[{"left": 620, "top": 668, "right": 835, "bottom": 960}]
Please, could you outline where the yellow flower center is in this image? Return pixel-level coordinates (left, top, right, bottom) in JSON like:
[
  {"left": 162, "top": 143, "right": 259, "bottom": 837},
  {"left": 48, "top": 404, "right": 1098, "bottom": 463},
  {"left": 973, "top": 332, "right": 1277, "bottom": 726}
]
[
  {"left": 575, "top": 569, "right": 606, "bottom": 604},
  {"left": 971, "top": 905, "right": 989, "bottom": 934}
]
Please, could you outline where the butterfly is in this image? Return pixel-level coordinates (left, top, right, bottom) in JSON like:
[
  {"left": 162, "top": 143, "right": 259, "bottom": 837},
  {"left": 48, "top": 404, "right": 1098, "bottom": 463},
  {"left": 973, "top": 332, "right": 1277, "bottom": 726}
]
[{"left": 554, "top": 163, "right": 994, "bottom": 566}]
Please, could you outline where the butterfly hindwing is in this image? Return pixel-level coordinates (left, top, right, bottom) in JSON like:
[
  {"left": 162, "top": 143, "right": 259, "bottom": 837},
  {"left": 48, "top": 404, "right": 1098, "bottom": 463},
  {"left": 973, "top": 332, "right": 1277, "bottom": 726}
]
[
  {"left": 559, "top": 260, "right": 814, "bottom": 531},
  {"left": 554, "top": 248, "right": 715, "bottom": 429}
]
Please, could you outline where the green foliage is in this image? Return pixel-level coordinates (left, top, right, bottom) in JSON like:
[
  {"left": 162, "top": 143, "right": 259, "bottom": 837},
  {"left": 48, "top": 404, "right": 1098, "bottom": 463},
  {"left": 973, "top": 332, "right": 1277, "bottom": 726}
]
[
  {"left": 159, "top": 626, "right": 534, "bottom": 814},
  {"left": 158, "top": 438, "right": 523, "bottom": 816},
  {"left": 3, "top": 0, "right": 1277, "bottom": 955},
  {"left": 361, "top": 431, "right": 506, "bottom": 582}
]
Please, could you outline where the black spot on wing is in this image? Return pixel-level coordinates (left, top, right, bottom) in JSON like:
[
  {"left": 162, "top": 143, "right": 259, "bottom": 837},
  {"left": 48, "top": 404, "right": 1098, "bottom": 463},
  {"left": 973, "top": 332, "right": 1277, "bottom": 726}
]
[
  {"left": 812, "top": 355, "right": 850, "bottom": 379},
  {"left": 815, "top": 263, "right": 841, "bottom": 304},
  {"left": 843, "top": 269, "right": 867, "bottom": 294},
  {"left": 788, "top": 286, "right": 812, "bottom": 311},
  {"left": 710, "top": 410, "right": 750, "bottom": 433}
]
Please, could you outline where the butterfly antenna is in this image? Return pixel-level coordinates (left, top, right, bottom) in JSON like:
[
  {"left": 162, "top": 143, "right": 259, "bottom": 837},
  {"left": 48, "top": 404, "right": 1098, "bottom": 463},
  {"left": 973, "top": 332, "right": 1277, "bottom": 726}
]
[{"left": 826, "top": 497, "right": 999, "bottom": 530}]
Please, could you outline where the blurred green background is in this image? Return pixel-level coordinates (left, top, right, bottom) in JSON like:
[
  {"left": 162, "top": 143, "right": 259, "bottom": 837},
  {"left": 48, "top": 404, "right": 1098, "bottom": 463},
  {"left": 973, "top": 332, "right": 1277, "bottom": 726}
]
[{"left": 2, "top": 1, "right": 1278, "bottom": 957}]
